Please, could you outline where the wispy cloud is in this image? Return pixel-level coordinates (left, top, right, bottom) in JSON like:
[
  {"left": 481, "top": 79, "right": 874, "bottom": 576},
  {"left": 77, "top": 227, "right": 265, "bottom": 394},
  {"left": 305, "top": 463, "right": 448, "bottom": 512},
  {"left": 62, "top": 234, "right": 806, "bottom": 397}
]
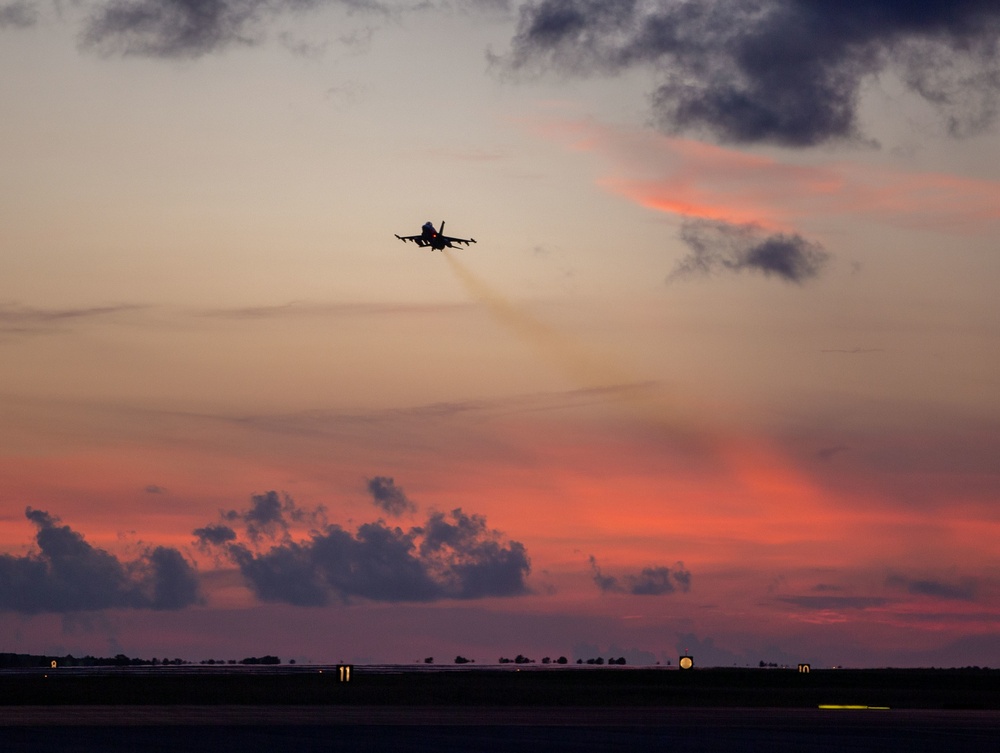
[
  {"left": 538, "top": 121, "right": 1000, "bottom": 235},
  {"left": 528, "top": 117, "right": 1000, "bottom": 284},
  {"left": 197, "top": 300, "right": 470, "bottom": 320},
  {"left": 778, "top": 595, "right": 890, "bottom": 610},
  {"left": 0, "top": 303, "right": 146, "bottom": 335},
  {"left": 886, "top": 573, "right": 979, "bottom": 602}
]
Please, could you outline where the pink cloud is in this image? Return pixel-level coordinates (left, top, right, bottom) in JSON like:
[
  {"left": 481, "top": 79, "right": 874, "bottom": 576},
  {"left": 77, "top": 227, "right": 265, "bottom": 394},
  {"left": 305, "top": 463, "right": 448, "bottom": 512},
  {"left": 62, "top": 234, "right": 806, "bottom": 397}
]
[{"left": 533, "top": 119, "right": 1000, "bottom": 235}]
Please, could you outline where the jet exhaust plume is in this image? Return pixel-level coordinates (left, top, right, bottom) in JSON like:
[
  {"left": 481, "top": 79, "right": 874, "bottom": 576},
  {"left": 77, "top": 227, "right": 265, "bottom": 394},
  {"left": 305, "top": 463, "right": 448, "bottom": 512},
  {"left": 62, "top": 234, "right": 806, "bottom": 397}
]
[
  {"left": 443, "top": 252, "right": 704, "bottom": 451},
  {"left": 444, "top": 251, "right": 624, "bottom": 391}
]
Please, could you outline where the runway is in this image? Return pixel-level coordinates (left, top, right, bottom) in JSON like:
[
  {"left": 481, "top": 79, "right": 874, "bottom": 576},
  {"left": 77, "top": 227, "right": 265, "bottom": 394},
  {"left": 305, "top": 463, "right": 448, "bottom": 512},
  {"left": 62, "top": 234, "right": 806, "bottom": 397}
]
[{"left": 1, "top": 706, "right": 997, "bottom": 752}]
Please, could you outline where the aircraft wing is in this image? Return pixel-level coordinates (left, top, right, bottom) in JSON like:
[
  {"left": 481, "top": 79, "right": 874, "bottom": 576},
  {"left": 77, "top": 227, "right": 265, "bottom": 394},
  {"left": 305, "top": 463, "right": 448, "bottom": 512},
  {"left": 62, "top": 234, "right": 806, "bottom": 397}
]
[
  {"left": 395, "top": 234, "right": 428, "bottom": 246},
  {"left": 442, "top": 235, "right": 477, "bottom": 246}
]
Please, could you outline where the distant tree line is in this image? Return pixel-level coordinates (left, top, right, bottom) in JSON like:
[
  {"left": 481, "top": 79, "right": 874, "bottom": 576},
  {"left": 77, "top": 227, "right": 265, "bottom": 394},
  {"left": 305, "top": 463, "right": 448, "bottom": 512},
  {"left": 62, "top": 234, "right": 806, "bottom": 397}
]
[
  {"left": 200, "top": 656, "right": 289, "bottom": 665},
  {"left": 0, "top": 652, "right": 282, "bottom": 668},
  {"left": 0, "top": 653, "right": 176, "bottom": 668},
  {"left": 491, "top": 655, "right": 627, "bottom": 665}
]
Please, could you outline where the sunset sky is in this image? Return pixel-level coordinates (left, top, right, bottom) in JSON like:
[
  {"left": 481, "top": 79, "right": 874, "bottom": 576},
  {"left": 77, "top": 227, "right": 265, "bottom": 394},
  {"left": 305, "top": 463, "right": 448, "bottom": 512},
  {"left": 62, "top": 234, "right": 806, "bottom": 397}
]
[{"left": 2, "top": 1, "right": 999, "bottom": 667}]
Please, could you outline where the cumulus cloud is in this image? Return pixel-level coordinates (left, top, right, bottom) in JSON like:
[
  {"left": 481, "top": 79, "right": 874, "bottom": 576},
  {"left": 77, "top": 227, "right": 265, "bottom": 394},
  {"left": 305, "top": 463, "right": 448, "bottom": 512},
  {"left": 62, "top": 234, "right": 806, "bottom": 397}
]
[
  {"left": 669, "top": 219, "right": 829, "bottom": 283},
  {"left": 220, "top": 490, "right": 324, "bottom": 542},
  {"left": 200, "top": 491, "right": 531, "bottom": 605},
  {"left": 589, "top": 555, "right": 691, "bottom": 595},
  {"left": 0, "top": 509, "right": 200, "bottom": 613},
  {"left": 500, "top": 0, "right": 1000, "bottom": 146},
  {"left": 366, "top": 476, "right": 416, "bottom": 516}
]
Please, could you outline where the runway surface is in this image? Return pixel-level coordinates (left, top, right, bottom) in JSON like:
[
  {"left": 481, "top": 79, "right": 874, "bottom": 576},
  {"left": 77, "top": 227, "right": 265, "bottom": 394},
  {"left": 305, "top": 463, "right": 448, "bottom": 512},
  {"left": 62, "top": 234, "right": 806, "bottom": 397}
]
[{"left": 1, "top": 706, "right": 997, "bottom": 752}]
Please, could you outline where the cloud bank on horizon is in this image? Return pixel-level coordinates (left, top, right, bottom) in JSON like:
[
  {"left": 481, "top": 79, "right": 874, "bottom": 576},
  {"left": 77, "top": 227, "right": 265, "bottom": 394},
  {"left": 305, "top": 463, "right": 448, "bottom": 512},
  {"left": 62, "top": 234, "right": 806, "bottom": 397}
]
[
  {"left": 1, "top": 483, "right": 701, "bottom": 614},
  {"left": 501, "top": 0, "right": 1000, "bottom": 146},
  {"left": 196, "top": 487, "right": 534, "bottom": 606}
]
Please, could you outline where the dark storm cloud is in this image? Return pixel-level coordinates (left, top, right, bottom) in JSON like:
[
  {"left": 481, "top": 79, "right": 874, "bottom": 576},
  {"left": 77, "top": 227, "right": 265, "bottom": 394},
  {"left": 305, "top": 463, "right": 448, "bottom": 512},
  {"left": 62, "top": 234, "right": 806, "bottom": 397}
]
[
  {"left": 0, "top": 0, "right": 37, "bottom": 28},
  {"left": 589, "top": 555, "right": 691, "bottom": 595},
  {"left": 0, "top": 509, "right": 200, "bottom": 613},
  {"left": 366, "top": 476, "right": 416, "bottom": 516},
  {"left": 500, "top": 0, "right": 1000, "bottom": 145},
  {"left": 203, "top": 492, "right": 531, "bottom": 605},
  {"left": 669, "top": 219, "right": 829, "bottom": 283}
]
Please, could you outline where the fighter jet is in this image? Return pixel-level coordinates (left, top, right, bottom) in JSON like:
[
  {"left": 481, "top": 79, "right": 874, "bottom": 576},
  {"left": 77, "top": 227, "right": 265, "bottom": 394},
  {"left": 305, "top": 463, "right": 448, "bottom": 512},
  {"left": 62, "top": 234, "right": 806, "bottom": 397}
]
[{"left": 395, "top": 221, "right": 476, "bottom": 251}]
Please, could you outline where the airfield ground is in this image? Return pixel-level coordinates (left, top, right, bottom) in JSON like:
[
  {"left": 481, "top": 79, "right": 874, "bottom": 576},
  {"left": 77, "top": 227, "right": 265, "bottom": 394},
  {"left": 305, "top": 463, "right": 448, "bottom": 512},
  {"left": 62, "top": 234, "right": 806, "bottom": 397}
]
[
  {"left": 0, "top": 666, "right": 997, "bottom": 708},
  {"left": 1, "top": 668, "right": 997, "bottom": 751}
]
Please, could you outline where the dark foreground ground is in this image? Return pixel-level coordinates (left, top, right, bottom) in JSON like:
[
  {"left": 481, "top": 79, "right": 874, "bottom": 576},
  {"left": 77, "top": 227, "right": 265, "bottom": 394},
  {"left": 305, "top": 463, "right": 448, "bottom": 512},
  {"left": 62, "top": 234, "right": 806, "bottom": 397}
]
[{"left": 1, "top": 668, "right": 997, "bottom": 752}]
